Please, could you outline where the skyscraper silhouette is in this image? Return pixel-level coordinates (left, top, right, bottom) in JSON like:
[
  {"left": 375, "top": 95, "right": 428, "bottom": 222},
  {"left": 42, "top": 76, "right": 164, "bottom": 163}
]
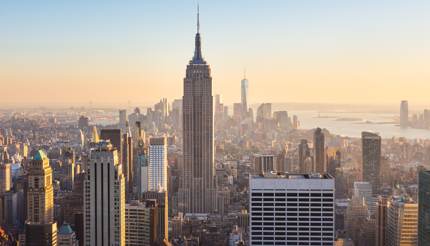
[
  {"left": 362, "top": 131, "right": 381, "bottom": 194},
  {"left": 313, "top": 127, "right": 326, "bottom": 173},
  {"left": 179, "top": 6, "right": 216, "bottom": 213}
]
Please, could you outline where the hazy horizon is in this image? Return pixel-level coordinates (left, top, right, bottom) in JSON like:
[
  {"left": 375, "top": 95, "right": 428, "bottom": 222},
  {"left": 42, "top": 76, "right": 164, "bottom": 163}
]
[{"left": 2, "top": 0, "right": 430, "bottom": 106}]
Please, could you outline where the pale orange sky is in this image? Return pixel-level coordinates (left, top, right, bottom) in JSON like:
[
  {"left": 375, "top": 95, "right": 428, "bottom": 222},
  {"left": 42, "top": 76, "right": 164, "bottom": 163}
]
[{"left": 1, "top": 1, "right": 430, "bottom": 107}]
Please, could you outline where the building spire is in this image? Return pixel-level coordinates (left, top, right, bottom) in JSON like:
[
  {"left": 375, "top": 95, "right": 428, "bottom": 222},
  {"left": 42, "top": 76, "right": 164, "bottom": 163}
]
[
  {"left": 197, "top": 4, "right": 200, "bottom": 33},
  {"left": 191, "top": 3, "right": 205, "bottom": 64}
]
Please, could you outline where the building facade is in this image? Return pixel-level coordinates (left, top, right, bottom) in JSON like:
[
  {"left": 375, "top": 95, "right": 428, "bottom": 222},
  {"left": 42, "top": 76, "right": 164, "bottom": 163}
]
[
  {"left": 313, "top": 127, "right": 325, "bottom": 173},
  {"left": 25, "top": 150, "right": 57, "bottom": 246},
  {"left": 83, "top": 141, "right": 125, "bottom": 246},
  {"left": 386, "top": 198, "right": 418, "bottom": 246},
  {"left": 241, "top": 77, "right": 249, "bottom": 116},
  {"left": 362, "top": 131, "right": 381, "bottom": 194},
  {"left": 125, "top": 200, "right": 158, "bottom": 246},
  {"left": 180, "top": 9, "right": 217, "bottom": 214},
  {"left": 418, "top": 170, "right": 430, "bottom": 245},
  {"left": 249, "top": 173, "right": 335, "bottom": 245},
  {"left": 148, "top": 137, "right": 168, "bottom": 191},
  {"left": 253, "top": 154, "right": 276, "bottom": 175},
  {"left": 400, "top": 100, "right": 409, "bottom": 128}
]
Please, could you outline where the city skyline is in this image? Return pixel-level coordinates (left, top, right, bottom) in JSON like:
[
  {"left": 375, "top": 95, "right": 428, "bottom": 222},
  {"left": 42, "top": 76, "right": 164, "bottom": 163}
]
[{"left": 2, "top": 0, "right": 430, "bottom": 107}]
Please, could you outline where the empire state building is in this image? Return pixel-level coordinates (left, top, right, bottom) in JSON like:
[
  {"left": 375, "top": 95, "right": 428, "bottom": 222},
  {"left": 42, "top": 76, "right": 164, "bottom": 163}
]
[{"left": 180, "top": 7, "right": 217, "bottom": 213}]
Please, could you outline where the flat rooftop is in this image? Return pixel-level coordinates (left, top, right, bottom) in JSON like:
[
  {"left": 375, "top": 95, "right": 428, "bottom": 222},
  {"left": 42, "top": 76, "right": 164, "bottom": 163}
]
[{"left": 252, "top": 172, "right": 333, "bottom": 180}]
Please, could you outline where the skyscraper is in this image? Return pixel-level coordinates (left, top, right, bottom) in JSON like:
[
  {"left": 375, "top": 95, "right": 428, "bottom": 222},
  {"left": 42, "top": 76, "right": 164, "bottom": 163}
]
[
  {"left": 142, "top": 191, "right": 168, "bottom": 244},
  {"left": 83, "top": 141, "right": 125, "bottom": 246},
  {"left": 0, "top": 150, "right": 11, "bottom": 195},
  {"left": 180, "top": 7, "right": 216, "bottom": 213},
  {"left": 25, "top": 150, "right": 58, "bottom": 246},
  {"left": 241, "top": 75, "right": 249, "bottom": 116},
  {"left": 400, "top": 100, "right": 409, "bottom": 128},
  {"left": 122, "top": 129, "right": 133, "bottom": 194},
  {"left": 362, "top": 131, "right": 381, "bottom": 194},
  {"left": 386, "top": 198, "right": 418, "bottom": 246},
  {"left": 125, "top": 200, "right": 159, "bottom": 246},
  {"left": 298, "top": 139, "right": 312, "bottom": 173},
  {"left": 418, "top": 170, "right": 430, "bottom": 245},
  {"left": 119, "top": 109, "right": 127, "bottom": 131},
  {"left": 148, "top": 136, "right": 168, "bottom": 191},
  {"left": 376, "top": 196, "right": 388, "bottom": 246},
  {"left": 252, "top": 154, "right": 276, "bottom": 175},
  {"left": 313, "top": 127, "right": 326, "bottom": 173},
  {"left": 249, "top": 173, "right": 335, "bottom": 245}
]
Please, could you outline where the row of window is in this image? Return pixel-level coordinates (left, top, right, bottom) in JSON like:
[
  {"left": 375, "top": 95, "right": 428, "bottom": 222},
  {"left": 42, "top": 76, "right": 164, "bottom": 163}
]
[
  {"left": 252, "top": 207, "right": 333, "bottom": 212},
  {"left": 251, "top": 226, "right": 333, "bottom": 231},
  {"left": 252, "top": 192, "right": 333, "bottom": 197}
]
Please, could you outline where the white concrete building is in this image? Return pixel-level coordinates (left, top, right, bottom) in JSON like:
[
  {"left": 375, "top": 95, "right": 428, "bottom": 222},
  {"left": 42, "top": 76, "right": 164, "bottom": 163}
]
[
  {"left": 249, "top": 172, "right": 335, "bottom": 245},
  {"left": 149, "top": 136, "right": 167, "bottom": 191}
]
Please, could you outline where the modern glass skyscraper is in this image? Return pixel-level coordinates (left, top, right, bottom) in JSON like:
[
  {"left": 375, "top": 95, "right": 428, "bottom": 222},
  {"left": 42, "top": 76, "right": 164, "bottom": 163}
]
[
  {"left": 180, "top": 7, "right": 216, "bottom": 213},
  {"left": 241, "top": 76, "right": 249, "bottom": 115},
  {"left": 362, "top": 131, "right": 381, "bottom": 194},
  {"left": 400, "top": 100, "right": 409, "bottom": 128},
  {"left": 418, "top": 170, "right": 430, "bottom": 245}
]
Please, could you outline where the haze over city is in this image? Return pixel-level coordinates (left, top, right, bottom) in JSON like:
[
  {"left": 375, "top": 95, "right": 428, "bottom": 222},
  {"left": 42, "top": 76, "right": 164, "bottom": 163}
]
[
  {"left": 2, "top": 0, "right": 430, "bottom": 107},
  {"left": 3, "top": 1, "right": 430, "bottom": 246}
]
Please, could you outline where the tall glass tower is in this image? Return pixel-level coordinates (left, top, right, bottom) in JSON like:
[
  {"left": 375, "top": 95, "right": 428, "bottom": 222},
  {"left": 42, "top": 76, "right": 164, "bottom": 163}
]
[
  {"left": 241, "top": 76, "right": 249, "bottom": 116},
  {"left": 418, "top": 170, "right": 430, "bottom": 245}
]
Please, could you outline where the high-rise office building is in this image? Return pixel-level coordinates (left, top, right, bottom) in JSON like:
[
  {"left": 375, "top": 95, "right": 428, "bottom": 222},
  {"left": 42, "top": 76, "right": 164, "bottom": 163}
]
[
  {"left": 313, "top": 127, "right": 326, "bottom": 173},
  {"left": 299, "top": 139, "right": 312, "bottom": 173},
  {"left": 256, "top": 103, "right": 272, "bottom": 122},
  {"left": 142, "top": 191, "right": 168, "bottom": 243},
  {"left": 100, "top": 128, "right": 134, "bottom": 194},
  {"left": 376, "top": 196, "right": 388, "bottom": 246},
  {"left": 386, "top": 198, "right": 418, "bottom": 246},
  {"left": 400, "top": 100, "right": 409, "bottom": 128},
  {"left": 125, "top": 200, "right": 159, "bottom": 246},
  {"left": 345, "top": 195, "right": 369, "bottom": 243},
  {"left": 180, "top": 7, "right": 216, "bottom": 213},
  {"left": 0, "top": 151, "right": 11, "bottom": 194},
  {"left": 122, "top": 129, "right": 133, "bottom": 194},
  {"left": 148, "top": 136, "right": 168, "bottom": 191},
  {"left": 249, "top": 173, "right": 335, "bottom": 245},
  {"left": 62, "top": 148, "right": 75, "bottom": 191},
  {"left": 136, "top": 145, "right": 149, "bottom": 195},
  {"left": 418, "top": 170, "right": 430, "bottom": 245},
  {"left": 25, "top": 150, "right": 58, "bottom": 246},
  {"left": 241, "top": 76, "right": 249, "bottom": 116},
  {"left": 83, "top": 141, "right": 125, "bottom": 246},
  {"left": 273, "top": 111, "right": 290, "bottom": 129},
  {"left": 100, "top": 129, "right": 122, "bottom": 156},
  {"left": 362, "top": 131, "right": 381, "bottom": 194},
  {"left": 119, "top": 109, "right": 127, "bottom": 131},
  {"left": 253, "top": 154, "right": 276, "bottom": 175},
  {"left": 353, "top": 181, "right": 376, "bottom": 215}
]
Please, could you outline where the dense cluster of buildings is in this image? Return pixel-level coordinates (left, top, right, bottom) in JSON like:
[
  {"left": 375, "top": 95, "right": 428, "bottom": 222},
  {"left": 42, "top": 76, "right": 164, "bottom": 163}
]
[{"left": 2, "top": 10, "right": 430, "bottom": 246}]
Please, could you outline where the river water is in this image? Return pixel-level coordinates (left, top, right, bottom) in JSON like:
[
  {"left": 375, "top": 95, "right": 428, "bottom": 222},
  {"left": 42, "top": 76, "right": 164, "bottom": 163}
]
[{"left": 288, "top": 110, "right": 430, "bottom": 139}]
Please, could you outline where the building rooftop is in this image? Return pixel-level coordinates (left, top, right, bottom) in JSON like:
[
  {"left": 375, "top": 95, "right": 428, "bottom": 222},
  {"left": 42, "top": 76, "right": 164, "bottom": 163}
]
[
  {"left": 252, "top": 172, "right": 333, "bottom": 180},
  {"left": 33, "top": 149, "right": 48, "bottom": 161},
  {"left": 58, "top": 223, "right": 74, "bottom": 235}
]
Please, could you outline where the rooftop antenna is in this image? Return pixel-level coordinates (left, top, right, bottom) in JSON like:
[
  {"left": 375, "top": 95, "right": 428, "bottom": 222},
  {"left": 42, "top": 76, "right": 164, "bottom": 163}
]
[
  {"left": 197, "top": 3, "right": 200, "bottom": 33},
  {"left": 244, "top": 68, "right": 247, "bottom": 79}
]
